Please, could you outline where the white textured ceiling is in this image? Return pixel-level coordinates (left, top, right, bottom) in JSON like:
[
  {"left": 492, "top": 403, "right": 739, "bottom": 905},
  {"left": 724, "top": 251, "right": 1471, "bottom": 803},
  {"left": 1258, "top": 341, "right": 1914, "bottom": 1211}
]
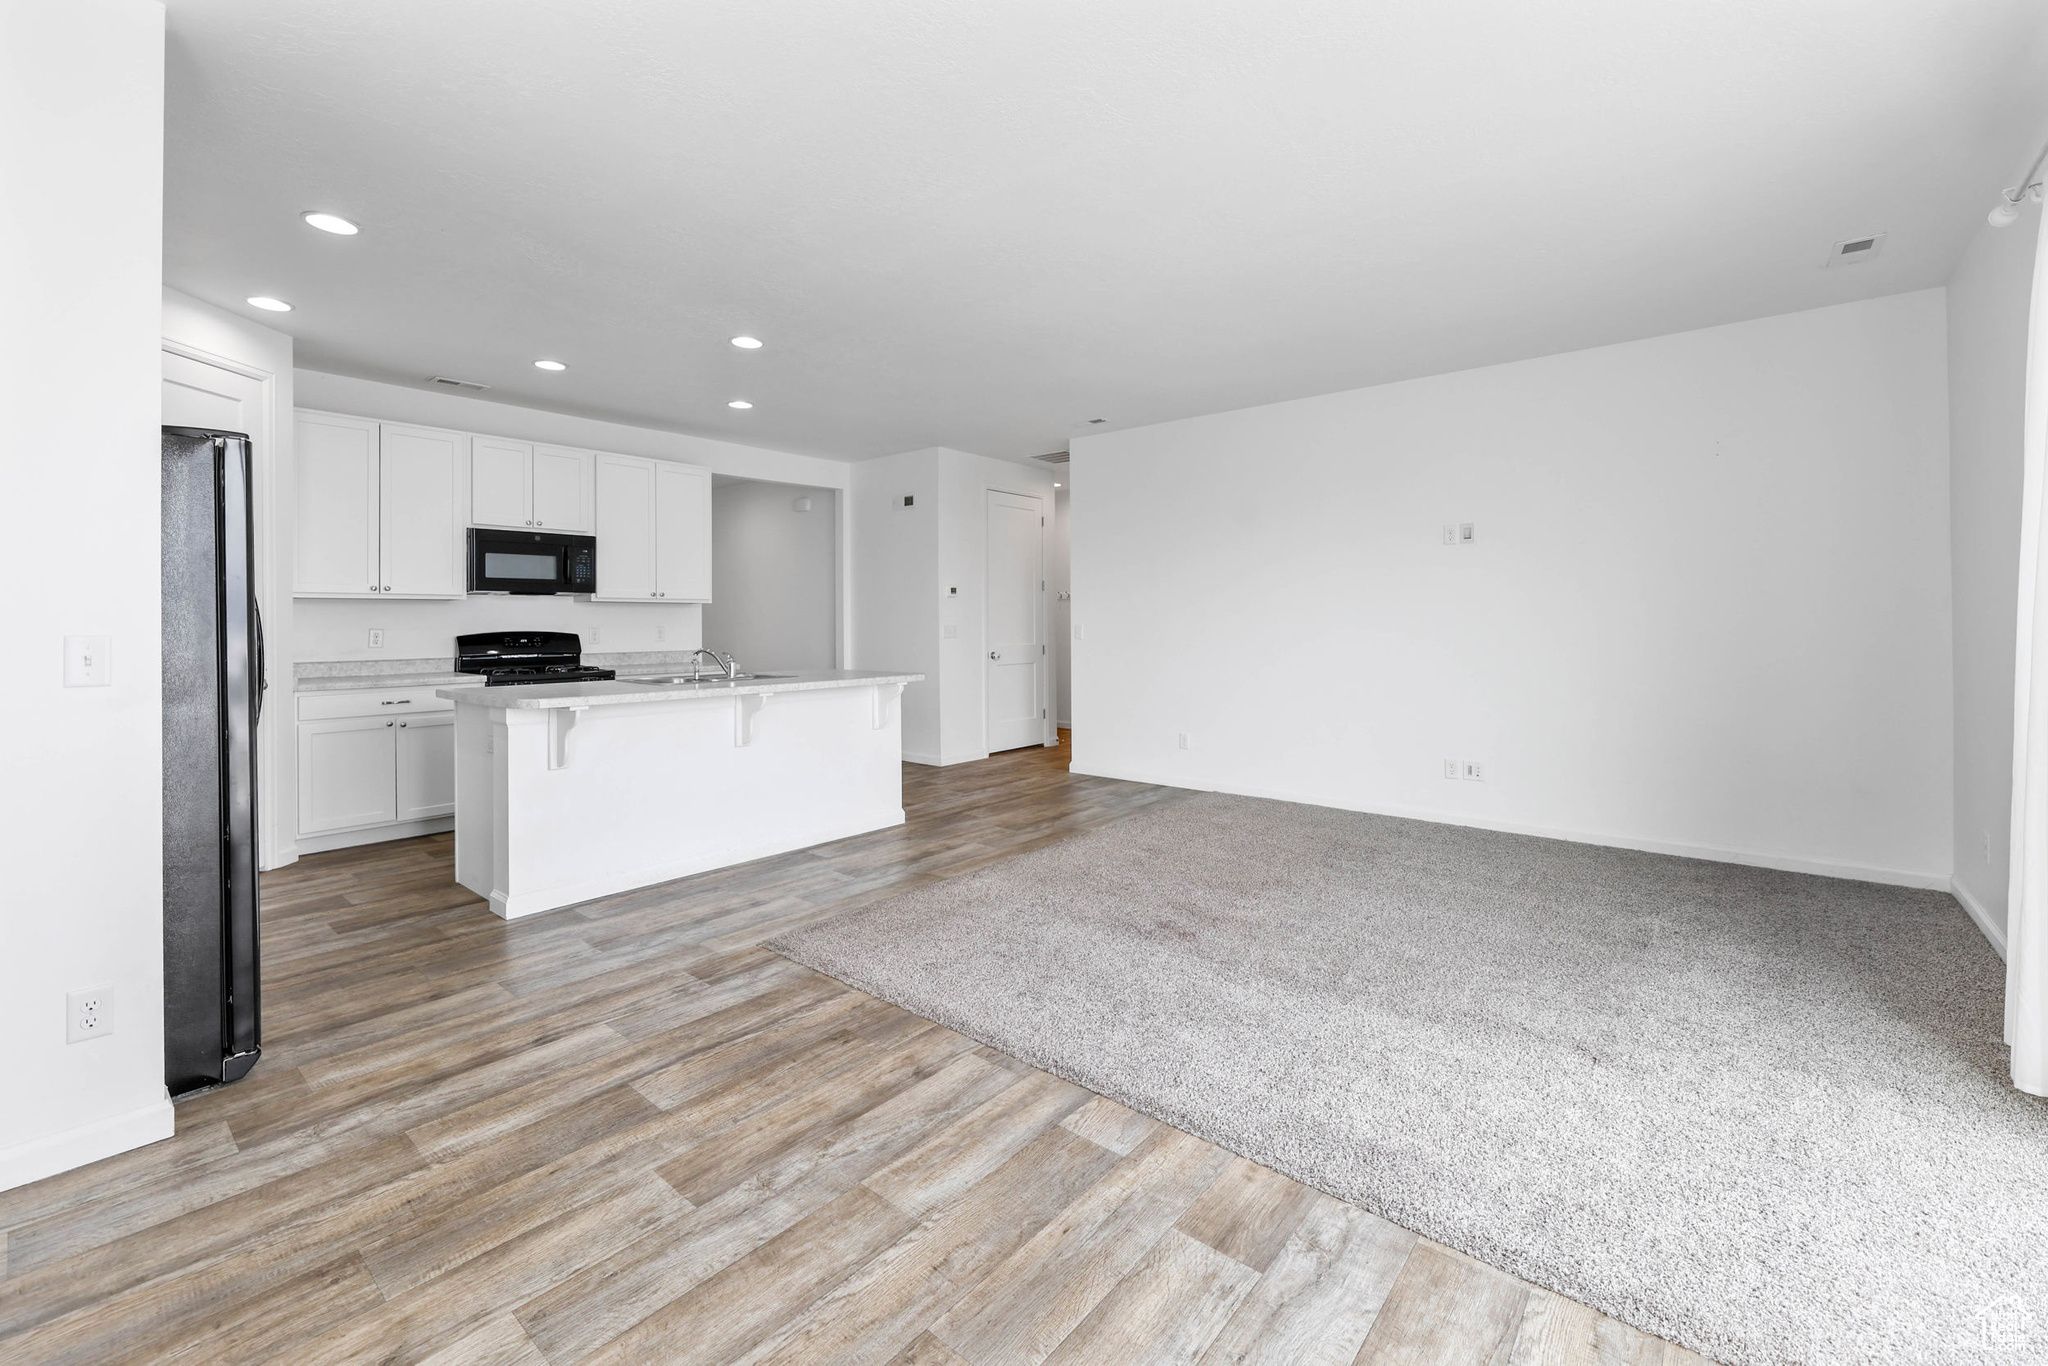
[{"left": 164, "top": 0, "right": 2048, "bottom": 461}]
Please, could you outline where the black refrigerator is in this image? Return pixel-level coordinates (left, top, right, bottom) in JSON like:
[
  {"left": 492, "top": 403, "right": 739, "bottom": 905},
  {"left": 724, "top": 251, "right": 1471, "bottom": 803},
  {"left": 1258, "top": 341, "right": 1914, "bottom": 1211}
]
[{"left": 162, "top": 427, "right": 264, "bottom": 1096}]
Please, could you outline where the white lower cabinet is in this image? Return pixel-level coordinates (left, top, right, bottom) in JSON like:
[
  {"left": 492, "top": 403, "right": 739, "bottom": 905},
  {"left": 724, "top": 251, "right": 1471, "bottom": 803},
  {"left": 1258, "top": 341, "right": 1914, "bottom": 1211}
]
[
  {"left": 296, "top": 686, "right": 462, "bottom": 849},
  {"left": 297, "top": 716, "right": 400, "bottom": 834},
  {"left": 396, "top": 713, "right": 455, "bottom": 821}
]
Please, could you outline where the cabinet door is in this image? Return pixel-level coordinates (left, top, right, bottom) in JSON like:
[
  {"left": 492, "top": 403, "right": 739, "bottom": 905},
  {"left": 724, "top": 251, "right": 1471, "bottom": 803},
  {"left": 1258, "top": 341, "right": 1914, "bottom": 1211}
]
[
  {"left": 470, "top": 436, "right": 532, "bottom": 529},
  {"left": 297, "top": 716, "right": 398, "bottom": 834},
  {"left": 531, "top": 444, "right": 591, "bottom": 532},
  {"left": 395, "top": 713, "right": 455, "bottom": 820},
  {"left": 380, "top": 424, "right": 467, "bottom": 597},
  {"left": 295, "top": 412, "right": 381, "bottom": 595},
  {"left": 594, "top": 453, "right": 657, "bottom": 599},
  {"left": 654, "top": 462, "right": 713, "bottom": 602}
]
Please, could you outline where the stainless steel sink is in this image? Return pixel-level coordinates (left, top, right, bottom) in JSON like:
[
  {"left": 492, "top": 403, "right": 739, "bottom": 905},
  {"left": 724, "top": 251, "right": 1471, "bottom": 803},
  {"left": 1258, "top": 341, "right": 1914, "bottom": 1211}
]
[{"left": 620, "top": 672, "right": 796, "bottom": 685}]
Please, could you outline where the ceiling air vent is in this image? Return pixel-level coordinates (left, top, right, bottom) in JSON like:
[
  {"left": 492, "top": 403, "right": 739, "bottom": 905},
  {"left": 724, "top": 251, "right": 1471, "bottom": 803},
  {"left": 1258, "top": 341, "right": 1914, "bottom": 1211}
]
[
  {"left": 1825, "top": 233, "right": 1887, "bottom": 267},
  {"left": 1033, "top": 450, "right": 1070, "bottom": 465},
  {"left": 428, "top": 375, "right": 492, "bottom": 391}
]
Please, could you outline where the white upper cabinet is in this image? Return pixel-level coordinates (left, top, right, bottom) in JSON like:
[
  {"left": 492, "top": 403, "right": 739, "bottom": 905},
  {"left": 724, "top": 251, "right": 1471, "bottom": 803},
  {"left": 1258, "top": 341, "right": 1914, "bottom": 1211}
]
[
  {"left": 295, "top": 410, "right": 690, "bottom": 602},
  {"left": 470, "top": 437, "right": 532, "bottom": 528},
  {"left": 594, "top": 454, "right": 711, "bottom": 601},
  {"left": 655, "top": 463, "right": 712, "bottom": 602},
  {"left": 296, "top": 413, "right": 465, "bottom": 599},
  {"left": 470, "top": 438, "right": 592, "bottom": 532},
  {"left": 531, "top": 445, "right": 592, "bottom": 531},
  {"left": 594, "top": 454, "right": 657, "bottom": 599},
  {"left": 378, "top": 424, "right": 467, "bottom": 597},
  {"left": 295, "top": 413, "right": 380, "bottom": 595}
]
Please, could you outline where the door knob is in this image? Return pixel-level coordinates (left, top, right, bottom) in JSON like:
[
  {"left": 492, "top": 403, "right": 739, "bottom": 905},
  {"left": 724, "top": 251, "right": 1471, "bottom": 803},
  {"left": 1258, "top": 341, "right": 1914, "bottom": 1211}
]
[{"left": 989, "top": 651, "right": 998, "bottom": 660}]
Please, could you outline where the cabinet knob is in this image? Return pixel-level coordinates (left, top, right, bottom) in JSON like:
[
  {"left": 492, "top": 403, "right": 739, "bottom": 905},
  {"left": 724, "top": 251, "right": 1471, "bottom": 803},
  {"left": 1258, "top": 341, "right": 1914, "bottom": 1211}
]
[
  {"left": 385, "top": 720, "right": 393, "bottom": 727},
  {"left": 383, "top": 585, "right": 391, "bottom": 592},
  {"left": 399, "top": 721, "right": 407, "bottom": 728}
]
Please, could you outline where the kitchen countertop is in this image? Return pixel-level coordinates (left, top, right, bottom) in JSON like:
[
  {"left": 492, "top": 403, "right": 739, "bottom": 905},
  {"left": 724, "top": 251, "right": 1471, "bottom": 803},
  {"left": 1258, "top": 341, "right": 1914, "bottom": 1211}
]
[
  {"left": 293, "top": 652, "right": 735, "bottom": 693},
  {"left": 436, "top": 669, "right": 924, "bottom": 710}
]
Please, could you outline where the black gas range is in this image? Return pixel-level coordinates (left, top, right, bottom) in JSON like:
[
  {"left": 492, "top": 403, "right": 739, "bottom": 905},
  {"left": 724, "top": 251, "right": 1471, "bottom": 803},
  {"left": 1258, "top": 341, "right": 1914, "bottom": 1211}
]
[{"left": 455, "top": 631, "right": 616, "bottom": 687}]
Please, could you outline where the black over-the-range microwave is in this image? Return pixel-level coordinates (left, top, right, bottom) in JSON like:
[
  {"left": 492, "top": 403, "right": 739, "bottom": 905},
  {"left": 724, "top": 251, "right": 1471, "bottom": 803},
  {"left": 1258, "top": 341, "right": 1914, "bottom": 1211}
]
[{"left": 467, "top": 527, "right": 597, "bottom": 594}]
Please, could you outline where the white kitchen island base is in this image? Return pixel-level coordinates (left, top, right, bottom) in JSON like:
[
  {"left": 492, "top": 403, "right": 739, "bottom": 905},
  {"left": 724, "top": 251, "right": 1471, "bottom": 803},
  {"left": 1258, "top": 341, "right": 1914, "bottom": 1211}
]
[{"left": 441, "top": 671, "right": 921, "bottom": 919}]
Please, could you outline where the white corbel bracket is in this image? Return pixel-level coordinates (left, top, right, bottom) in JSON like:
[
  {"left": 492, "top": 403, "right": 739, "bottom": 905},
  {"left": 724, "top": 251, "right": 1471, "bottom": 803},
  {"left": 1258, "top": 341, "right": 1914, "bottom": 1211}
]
[
  {"left": 871, "top": 682, "right": 903, "bottom": 730},
  {"left": 548, "top": 705, "right": 589, "bottom": 769},
  {"left": 734, "top": 693, "right": 768, "bottom": 746}
]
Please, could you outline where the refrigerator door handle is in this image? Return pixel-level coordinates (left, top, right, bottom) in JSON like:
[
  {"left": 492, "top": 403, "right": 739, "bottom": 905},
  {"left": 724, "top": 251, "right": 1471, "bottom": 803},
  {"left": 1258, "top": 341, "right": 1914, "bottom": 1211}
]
[{"left": 253, "top": 598, "right": 268, "bottom": 723}]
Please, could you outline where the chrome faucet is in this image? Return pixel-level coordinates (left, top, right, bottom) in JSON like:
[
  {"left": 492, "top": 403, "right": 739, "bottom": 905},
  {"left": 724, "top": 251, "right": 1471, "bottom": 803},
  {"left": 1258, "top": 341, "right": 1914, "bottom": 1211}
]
[{"left": 686, "top": 647, "right": 738, "bottom": 680}]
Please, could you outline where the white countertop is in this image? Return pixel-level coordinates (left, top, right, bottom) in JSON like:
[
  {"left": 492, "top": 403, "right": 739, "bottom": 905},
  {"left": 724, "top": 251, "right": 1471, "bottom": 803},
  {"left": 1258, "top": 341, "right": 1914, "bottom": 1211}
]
[{"left": 435, "top": 669, "right": 924, "bottom": 710}]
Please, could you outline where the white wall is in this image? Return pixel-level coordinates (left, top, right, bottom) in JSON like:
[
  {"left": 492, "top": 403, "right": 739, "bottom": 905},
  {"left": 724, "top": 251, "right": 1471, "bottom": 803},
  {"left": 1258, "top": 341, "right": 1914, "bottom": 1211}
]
[
  {"left": 0, "top": 0, "right": 173, "bottom": 1190},
  {"left": 704, "top": 480, "right": 839, "bottom": 670},
  {"left": 1072, "top": 290, "right": 1955, "bottom": 887},
  {"left": 161, "top": 288, "right": 297, "bottom": 867},
  {"left": 290, "top": 371, "right": 852, "bottom": 664},
  {"left": 850, "top": 449, "right": 943, "bottom": 760},
  {"left": 1947, "top": 206, "right": 2042, "bottom": 949},
  {"left": 1052, "top": 479, "right": 1072, "bottom": 727}
]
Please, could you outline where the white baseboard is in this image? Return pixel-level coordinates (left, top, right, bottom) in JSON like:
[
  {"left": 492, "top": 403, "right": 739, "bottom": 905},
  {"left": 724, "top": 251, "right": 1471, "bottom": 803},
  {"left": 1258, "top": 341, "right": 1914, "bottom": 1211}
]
[
  {"left": 297, "top": 816, "right": 454, "bottom": 854},
  {"left": 1067, "top": 763, "right": 1952, "bottom": 891},
  {"left": 0, "top": 1095, "right": 175, "bottom": 1193},
  {"left": 903, "top": 750, "right": 990, "bottom": 768},
  {"left": 1950, "top": 876, "right": 2009, "bottom": 959}
]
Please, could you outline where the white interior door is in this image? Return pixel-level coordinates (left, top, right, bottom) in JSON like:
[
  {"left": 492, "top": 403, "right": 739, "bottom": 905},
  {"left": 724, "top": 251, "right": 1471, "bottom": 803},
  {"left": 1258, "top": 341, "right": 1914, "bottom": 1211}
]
[{"left": 985, "top": 490, "right": 1044, "bottom": 753}]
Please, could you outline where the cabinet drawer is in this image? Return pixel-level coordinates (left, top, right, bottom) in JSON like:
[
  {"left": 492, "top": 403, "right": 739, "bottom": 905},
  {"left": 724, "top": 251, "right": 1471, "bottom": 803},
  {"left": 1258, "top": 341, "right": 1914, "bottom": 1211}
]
[{"left": 296, "top": 685, "right": 462, "bottom": 721}]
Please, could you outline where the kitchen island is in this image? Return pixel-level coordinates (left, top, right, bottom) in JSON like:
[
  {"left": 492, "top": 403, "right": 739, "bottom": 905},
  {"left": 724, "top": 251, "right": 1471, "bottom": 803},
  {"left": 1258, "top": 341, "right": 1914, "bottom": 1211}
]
[{"left": 437, "top": 669, "right": 922, "bottom": 919}]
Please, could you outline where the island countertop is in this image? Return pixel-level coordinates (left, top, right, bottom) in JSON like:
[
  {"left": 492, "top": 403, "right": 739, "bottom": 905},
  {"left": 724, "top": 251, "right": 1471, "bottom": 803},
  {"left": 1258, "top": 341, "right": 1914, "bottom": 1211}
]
[{"left": 436, "top": 669, "right": 924, "bottom": 710}]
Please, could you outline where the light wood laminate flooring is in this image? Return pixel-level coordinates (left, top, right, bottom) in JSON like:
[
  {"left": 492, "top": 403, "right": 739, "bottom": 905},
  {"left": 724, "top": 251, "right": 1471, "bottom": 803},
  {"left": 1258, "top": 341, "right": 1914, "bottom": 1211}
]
[{"left": 0, "top": 735, "right": 1715, "bottom": 1365}]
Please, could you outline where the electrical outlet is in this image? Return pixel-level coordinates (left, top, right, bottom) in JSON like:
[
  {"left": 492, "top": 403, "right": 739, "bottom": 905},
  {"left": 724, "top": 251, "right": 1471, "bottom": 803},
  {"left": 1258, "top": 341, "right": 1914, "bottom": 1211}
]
[
  {"left": 1462, "top": 760, "right": 1485, "bottom": 781},
  {"left": 1442, "top": 525, "right": 1457, "bottom": 546},
  {"left": 1177, "top": 733, "right": 1192, "bottom": 750},
  {"left": 67, "top": 987, "right": 113, "bottom": 1043},
  {"left": 367, "top": 628, "right": 384, "bottom": 649},
  {"left": 655, "top": 625, "right": 666, "bottom": 643},
  {"left": 1444, "top": 759, "right": 1460, "bottom": 779}
]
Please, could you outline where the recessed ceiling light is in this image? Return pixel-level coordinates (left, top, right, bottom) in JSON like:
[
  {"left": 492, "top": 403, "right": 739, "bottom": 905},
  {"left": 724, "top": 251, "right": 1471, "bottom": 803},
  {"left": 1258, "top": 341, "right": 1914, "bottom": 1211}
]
[
  {"left": 728, "top": 400, "right": 753, "bottom": 410},
  {"left": 302, "top": 212, "right": 359, "bottom": 235},
  {"left": 246, "top": 296, "right": 292, "bottom": 312},
  {"left": 533, "top": 359, "right": 567, "bottom": 371},
  {"left": 730, "top": 336, "right": 764, "bottom": 349}
]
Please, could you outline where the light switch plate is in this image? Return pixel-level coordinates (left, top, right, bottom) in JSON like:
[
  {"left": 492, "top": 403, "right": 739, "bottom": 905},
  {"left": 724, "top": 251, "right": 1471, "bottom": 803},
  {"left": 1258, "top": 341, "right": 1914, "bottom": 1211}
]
[{"left": 63, "top": 635, "right": 111, "bottom": 686}]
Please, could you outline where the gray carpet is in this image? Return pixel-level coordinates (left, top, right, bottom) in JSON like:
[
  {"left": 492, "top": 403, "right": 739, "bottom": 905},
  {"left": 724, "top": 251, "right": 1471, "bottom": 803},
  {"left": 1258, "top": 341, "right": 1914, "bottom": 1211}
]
[{"left": 769, "top": 792, "right": 2048, "bottom": 1366}]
